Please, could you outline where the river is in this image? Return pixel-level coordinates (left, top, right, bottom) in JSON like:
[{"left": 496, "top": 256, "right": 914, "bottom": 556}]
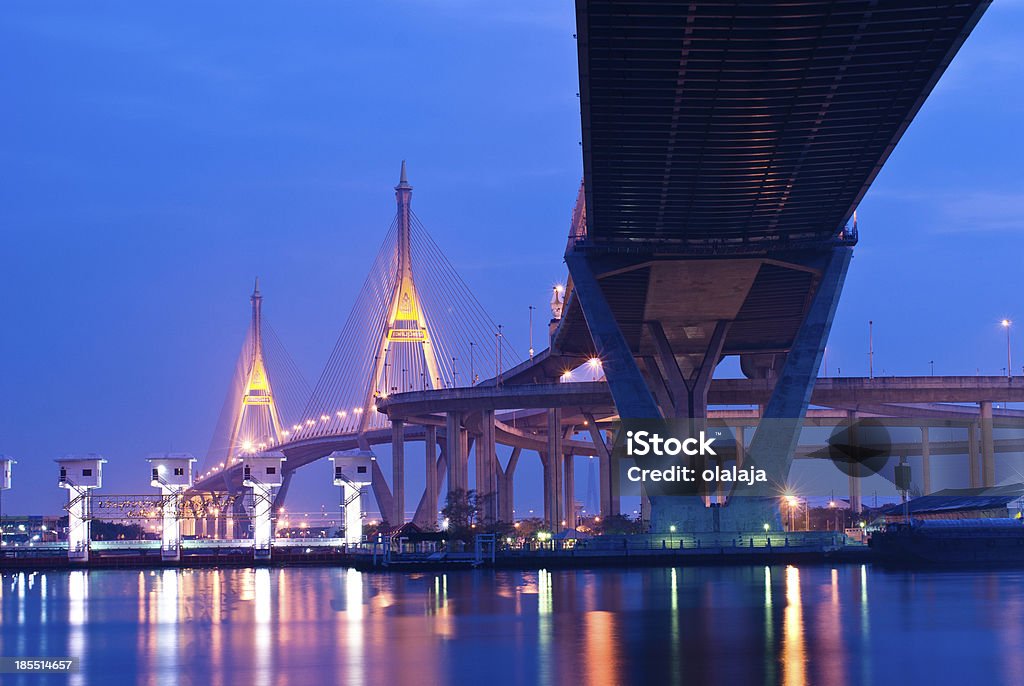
[{"left": 1, "top": 564, "right": 1022, "bottom": 685}]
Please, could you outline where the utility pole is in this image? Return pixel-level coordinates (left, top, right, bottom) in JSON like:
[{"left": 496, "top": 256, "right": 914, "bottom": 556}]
[
  {"left": 528, "top": 305, "right": 536, "bottom": 360},
  {"left": 868, "top": 320, "right": 874, "bottom": 380},
  {"left": 496, "top": 324, "right": 504, "bottom": 386},
  {"left": 1002, "top": 320, "right": 1012, "bottom": 378}
]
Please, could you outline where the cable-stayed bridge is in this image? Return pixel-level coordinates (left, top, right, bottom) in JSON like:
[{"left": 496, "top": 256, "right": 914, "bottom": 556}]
[{"left": 189, "top": 163, "right": 520, "bottom": 527}]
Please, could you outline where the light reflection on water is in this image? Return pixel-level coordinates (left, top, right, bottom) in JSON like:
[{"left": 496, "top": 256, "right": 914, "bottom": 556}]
[{"left": 1, "top": 565, "right": 1024, "bottom": 685}]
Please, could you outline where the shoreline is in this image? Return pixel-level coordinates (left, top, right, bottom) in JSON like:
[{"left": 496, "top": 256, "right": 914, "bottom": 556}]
[{"left": 0, "top": 545, "right": 873, "bottom": 572}]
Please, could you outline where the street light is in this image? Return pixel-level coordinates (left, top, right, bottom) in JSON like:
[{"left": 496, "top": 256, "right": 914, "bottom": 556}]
[
  {"left": 1002, "top": 320, "right": 1012, "bottom": 378},
  {"left": 783, "top": 494, "right": 798, "bottom": 531},
  {"left": 528, "top": 305, "right": 536, "bottom": 360}
]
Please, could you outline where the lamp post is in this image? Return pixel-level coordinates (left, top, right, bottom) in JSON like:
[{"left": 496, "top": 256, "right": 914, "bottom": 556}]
[
  {"left": 868, "top": 320, "right": 874, "bottom": 380},
  {"left": 528, "top": 305, "right": 535, "bottom": 360},
  {"left": 1002, "top": 320, "right": 1012, "bottom": 378},
  {"left": 784, "top": 495, "right": 799, "bottom": 531},
  {"left": 495, "top": 325, "right": 504, "bottom": 386}
]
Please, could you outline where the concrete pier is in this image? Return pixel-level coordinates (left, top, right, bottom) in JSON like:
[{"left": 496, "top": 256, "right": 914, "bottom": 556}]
[
  {"left": 446, "top": 412, "right": 468, "bottom": 494},
  {"left": 980, "top": 401, "right": 995, "bottom": 487},
  {"left": 477, "top": 409, "right": 497, "bottom": 522},
  {"left": 564, "top": 453, "right": 575, "bottom": 529},
  {"left": 968, "top": 422, "right": 979, "bottom": 488},
  {"left": 921, "top": 426, "right": 932, "bottom": 495},
  {"left": 546, "top": 408, "right": 562, "bottom": 531},
  {"left": 424, "top": 425, "right": 438, "bottom": 527},
  {"left": 392, "top": 420, "right": 405, "bottom": 525}
]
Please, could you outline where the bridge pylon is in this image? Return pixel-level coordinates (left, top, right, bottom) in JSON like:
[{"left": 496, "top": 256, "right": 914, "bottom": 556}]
[
  {"left": 198, "top": 280, "right": 309, "bottom": 486},
  {"left": 225, "top": 278, "right": 286, "bottom": 461},
  {"left": 359, "top": 162, "right": 444, "bottom": 436}
]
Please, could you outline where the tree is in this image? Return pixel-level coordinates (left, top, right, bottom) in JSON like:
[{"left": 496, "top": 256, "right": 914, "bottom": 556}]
[
  {"left": 513, "top": 517, "right": 548, "bottom": 539},
  {"left": 593, "top": 514, "right": 643, "bottom": 536},
  {"left": 441, "top": 489, "right": 480, "bottom": 543}
]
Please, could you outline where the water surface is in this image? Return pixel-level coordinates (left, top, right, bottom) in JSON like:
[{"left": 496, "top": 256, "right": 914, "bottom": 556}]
[{"left": 1, "top": 564, "right": 1021, "bottom": 685}]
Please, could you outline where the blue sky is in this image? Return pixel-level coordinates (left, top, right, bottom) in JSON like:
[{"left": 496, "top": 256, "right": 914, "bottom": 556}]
[{"left": 1, "top": 2, "right": 1022, "bottom": 516}]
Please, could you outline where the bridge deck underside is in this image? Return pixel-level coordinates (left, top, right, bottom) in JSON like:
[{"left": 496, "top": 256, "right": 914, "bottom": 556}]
[{"left": 577, "top": 0, "right": 988, "bottom": 247}]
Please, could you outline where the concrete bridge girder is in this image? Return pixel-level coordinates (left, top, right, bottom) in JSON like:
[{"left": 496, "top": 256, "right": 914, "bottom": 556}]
[{"left": 187, "top": 371, "right": 1024, "bottom": 531}]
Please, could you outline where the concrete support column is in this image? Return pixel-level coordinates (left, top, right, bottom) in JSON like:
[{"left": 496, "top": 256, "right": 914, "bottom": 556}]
[
  {"left": 477, "top": 409, "right": 497, "bottom": 522},
  {"left": 584, "top": 415, "right": 614, "bottom": 518},
  {"left": 598, "top": 450, "right": 606, "bottom": 522},
  {"left": 921, "top": 426, "right": 932, "bottom": 495},
  {"left": 848, "top": 410, "right": 862, "bottom": 514},
  {"left": 715, "top": 457, "right": 726, "bottom": 504},
  {"left": 446, "top": 412, "right": 467, "bottom": 495},
  {"left": 554, "top": 461, "right": 564, "bottom": 531},
  {"left": 541, "top": 452, "right": 552, "bottom": 526},
  {"left": 208, "top": 500, "right": 219, "bottom": 540},
  {"left": 598, "top": 439, "right": 612, "bottom": 518},
  {"left": 564, "top": 454, "right": 575, "bottom": 530},
  {"left": 547, "top": 409, "right": 563, "bottom": 532},
  {"left": 743, "top": 247, "right": 853, "bottom": 494},
  {"left": 735, "top": 425, "right": 745, "bottom": 469},
  {"left": 564, "top": 253, "right": 661, "bottom": 419},
  {"left": 392, "top": 420, "right": 405, "bottom": 525},
  {"left": 224, "top": 505, "right": 234, "bottom": 541},
  {"left": 457, "top": 421, "right": 469, "bottom": 493},
  {"left": 231, "top": 496, "right": 248, "bottom": 539},
  {"left": 500, "top": 447, "right": 521, "bottom": 523},
  {"left": 607, "top": 430, "right": 620, "bottom": 516},
  {"left": 849, "top": 470, "right": 862, "bottom": 515},
  {"left": 980, "top": 401, "right": 995, "bottom": 487},
  {"left": 424, "top": 425, "right": 438, "bottom": 528},
  {"left": 968, "top": 422, "right": 979, "bottom": 489}
]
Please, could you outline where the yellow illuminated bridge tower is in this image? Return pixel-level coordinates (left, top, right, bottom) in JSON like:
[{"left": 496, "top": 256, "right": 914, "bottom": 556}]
[
  {"left": 201, "top": 278, "right": 309, "bottom": 483},
  {"left": 227, "top": 279, "right": 286, "bottom": 457},
  {"left": 360, "top": 162, "right": 444, "bottom": 431}
]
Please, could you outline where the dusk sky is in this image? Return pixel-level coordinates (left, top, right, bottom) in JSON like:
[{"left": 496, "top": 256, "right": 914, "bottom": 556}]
[{"left": 2, "top": 2, "right": 1023, "bottom": 516}]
